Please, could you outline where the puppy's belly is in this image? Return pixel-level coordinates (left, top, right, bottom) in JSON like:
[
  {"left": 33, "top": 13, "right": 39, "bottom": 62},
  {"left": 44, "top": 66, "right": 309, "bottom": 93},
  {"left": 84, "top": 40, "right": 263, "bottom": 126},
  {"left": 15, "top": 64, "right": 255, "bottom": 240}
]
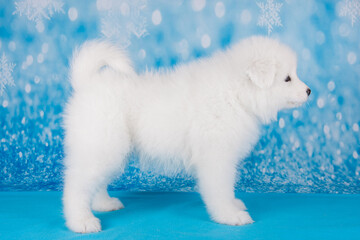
[
  {"left": 133, "top": 122, "right": 189, "bottom": 160},
  {"left": 131, "top": 122, "right": 193, "bottom": 174}
]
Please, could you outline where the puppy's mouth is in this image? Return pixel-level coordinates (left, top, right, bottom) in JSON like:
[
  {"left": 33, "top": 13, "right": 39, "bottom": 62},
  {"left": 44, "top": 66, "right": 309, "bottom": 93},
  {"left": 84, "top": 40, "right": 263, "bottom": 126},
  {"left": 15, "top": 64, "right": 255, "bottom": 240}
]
[{"left": 287, "top": 100, "right": 305, "bottom": 107}]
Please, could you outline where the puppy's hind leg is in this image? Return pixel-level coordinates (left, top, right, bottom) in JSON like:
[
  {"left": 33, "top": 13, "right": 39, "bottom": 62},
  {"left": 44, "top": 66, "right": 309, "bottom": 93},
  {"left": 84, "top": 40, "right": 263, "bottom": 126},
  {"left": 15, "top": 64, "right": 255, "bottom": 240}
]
[
  {"left": 63, "top": 163, "right": 105, "bottom": 233},
  {"left": 63, "top": 145, "right": 129, "bottom": 233},
  {"left": 63, "top": 114, "right": 131, "bottom": 233}
]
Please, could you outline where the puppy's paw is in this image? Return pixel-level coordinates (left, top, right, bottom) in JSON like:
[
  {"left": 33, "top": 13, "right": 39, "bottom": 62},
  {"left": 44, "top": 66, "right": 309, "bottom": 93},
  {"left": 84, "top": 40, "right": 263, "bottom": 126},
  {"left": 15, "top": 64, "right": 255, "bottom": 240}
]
[
  {"left": 67, "top": 216, "right": 101, "bottom": 233},
  {"left": 92, "top": 197, "right": 124, "bottom": 212},
  {"left": 213, "top": 210, "right": 254, "bottom": 226}
]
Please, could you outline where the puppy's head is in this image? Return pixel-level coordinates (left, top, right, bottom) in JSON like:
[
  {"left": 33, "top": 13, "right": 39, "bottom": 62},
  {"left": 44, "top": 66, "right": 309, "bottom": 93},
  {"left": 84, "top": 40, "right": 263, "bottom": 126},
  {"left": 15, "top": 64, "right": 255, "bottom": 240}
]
[{"left": 236, "top": 36, "right": 311, "bottom": 123}]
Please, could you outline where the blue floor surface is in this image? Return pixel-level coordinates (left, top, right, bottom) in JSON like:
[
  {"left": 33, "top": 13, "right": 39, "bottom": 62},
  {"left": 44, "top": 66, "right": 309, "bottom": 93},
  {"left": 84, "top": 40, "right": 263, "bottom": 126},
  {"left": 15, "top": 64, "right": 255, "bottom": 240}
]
[{"left": 0, "top": 192, "right": 359, "bottom": 240}]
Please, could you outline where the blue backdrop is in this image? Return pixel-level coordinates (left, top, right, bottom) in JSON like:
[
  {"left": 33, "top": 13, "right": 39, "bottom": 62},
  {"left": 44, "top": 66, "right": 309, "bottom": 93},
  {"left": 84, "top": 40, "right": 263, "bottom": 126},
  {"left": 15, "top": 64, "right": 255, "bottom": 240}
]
[{"left": 0, "top": 0, "right": 359, "bottom": 193}]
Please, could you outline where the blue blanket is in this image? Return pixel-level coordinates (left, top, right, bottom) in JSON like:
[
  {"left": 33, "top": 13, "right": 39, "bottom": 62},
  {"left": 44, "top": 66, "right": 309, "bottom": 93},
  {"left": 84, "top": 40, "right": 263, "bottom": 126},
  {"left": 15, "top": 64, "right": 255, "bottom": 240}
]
[{"left": 0, "top": 192, "right": 359, "bottom": 239}]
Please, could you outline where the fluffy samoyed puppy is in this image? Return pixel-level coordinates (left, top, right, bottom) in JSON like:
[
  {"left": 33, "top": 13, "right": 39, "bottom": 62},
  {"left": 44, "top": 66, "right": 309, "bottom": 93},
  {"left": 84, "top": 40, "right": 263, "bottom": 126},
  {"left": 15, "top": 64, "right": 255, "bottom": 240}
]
[{"left": 63, "top": 36, "right": 311, "bottom": 233}]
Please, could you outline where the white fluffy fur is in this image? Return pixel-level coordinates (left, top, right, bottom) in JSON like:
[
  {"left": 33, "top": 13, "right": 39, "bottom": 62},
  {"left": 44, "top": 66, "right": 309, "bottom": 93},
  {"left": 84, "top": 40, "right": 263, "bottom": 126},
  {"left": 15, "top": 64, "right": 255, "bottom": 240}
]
[{"left": 63, "top": 36, "right": 310, "bottom": 233}]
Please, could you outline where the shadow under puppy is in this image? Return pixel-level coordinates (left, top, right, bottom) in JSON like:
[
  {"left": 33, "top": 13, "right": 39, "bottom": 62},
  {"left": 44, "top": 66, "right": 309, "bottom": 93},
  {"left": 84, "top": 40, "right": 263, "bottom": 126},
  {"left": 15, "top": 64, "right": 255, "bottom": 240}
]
[{"left": 63, "top": 36, "right": 311, "bottom": 233}]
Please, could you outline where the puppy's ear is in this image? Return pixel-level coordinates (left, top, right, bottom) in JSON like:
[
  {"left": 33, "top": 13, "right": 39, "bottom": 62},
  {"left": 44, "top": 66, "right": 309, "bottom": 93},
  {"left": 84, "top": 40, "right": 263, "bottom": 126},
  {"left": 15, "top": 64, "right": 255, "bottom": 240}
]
[{"left": 246, "top": 60, "right": 276, "bottom": 88}]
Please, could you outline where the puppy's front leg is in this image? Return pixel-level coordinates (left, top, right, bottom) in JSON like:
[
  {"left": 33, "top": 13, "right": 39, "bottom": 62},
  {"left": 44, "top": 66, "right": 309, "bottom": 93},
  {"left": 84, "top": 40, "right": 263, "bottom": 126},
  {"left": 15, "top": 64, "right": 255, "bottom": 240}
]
[{"left": 196, "top": 155, "right": 253, "bottom": 225}]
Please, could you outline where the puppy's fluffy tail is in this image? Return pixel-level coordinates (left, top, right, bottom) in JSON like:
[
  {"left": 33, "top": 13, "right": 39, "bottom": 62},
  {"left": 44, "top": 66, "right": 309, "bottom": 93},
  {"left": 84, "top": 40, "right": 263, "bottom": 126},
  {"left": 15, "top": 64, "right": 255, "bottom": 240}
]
[{"left": 70, "top": 40, "right": 134, "bottom": 90}]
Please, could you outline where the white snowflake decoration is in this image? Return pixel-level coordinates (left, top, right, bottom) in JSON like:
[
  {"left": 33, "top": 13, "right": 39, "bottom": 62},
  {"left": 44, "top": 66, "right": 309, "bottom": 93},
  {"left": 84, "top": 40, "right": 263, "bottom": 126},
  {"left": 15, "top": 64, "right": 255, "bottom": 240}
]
[
  {"left": 339, "top": 0, "right": 360, "bottom": 26},
  {"left": 257, "top": 0, "right": 283, "bottom": 35},
  {"left": 13, "top": 0, "right": 64, "bottom": 32},
  {"left": 97, "top": 0, "right": 148, "bottom": 48},
  {"left": 0, "top": 53, "right": 16, "bottom": 96}
]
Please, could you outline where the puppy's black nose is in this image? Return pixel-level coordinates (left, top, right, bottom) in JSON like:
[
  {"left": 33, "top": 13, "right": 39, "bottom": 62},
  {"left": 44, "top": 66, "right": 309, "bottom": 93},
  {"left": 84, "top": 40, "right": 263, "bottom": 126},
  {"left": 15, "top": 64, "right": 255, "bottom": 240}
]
[{"left": 306, "top": 88, "right": 311, "bottom": 96}]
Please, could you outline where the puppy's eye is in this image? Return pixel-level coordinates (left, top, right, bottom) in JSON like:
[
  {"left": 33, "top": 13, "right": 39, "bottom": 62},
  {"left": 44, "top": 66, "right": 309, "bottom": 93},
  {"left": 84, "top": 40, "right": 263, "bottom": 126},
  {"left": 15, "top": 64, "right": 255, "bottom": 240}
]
[{"left": 285, "top": 76, "right": 291, "bottom": 82}]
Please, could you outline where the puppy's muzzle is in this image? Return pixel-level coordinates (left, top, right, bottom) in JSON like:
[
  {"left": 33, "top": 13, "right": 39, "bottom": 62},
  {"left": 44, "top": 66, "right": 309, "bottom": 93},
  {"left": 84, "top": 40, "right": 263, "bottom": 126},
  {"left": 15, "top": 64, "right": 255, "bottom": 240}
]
[{"left": 306, "top": 88, "right": 311, "bottom": 96}]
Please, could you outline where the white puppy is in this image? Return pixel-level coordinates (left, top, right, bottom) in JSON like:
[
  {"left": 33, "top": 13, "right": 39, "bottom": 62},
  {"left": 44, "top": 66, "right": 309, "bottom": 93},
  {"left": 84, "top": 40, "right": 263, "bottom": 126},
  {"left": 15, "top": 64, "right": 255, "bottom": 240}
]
[{"left": 63, "top": 36, "right": 310, "bottom": 233}]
